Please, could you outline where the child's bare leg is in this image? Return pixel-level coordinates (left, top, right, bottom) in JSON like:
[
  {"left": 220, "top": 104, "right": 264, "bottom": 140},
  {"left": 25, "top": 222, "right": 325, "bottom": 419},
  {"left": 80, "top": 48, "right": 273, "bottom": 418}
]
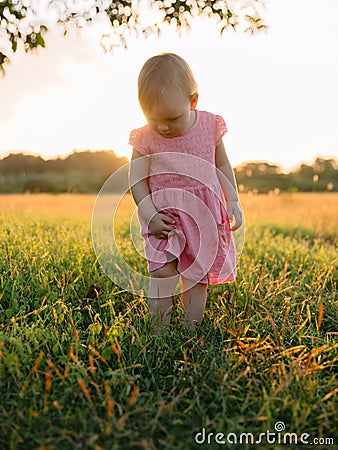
[
  {"left": 149, "top": 260, "right": 179, "bottom": 327},
  {"left": 181, "top": 277, "right": 208, "bottom": 330}
]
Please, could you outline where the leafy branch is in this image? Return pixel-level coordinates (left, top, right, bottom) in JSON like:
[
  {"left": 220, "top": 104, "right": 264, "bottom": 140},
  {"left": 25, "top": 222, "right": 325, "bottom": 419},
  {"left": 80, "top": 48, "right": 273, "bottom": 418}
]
[{"left": 0, "top": 0, "right": 267, "bottom": 70}]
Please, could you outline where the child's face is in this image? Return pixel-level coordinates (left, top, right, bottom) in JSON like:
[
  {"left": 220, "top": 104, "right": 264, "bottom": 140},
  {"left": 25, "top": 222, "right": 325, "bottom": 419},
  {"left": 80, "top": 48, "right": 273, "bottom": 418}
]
[{"left": 144, "top": 88, "right": 198, "bottom": 138}]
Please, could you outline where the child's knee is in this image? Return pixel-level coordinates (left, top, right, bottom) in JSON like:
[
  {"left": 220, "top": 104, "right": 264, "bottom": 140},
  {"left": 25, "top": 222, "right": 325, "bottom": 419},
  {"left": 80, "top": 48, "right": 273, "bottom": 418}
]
[
  {"left": 149, "top": 262, "right": 179, "bottom": 299},
  {"left": 151, "top": 261, "right": 179, "bottom": 279}
]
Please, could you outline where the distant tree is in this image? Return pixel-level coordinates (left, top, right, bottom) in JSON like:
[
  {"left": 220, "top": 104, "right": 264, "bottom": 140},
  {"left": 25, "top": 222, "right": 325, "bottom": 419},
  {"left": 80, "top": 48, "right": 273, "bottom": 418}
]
[
  {"left": 0, "top": 153, "right": 47, "bottom": 173},
  {"left": 312, "top": 157, "right": 338, "bottom": 177},
  {"left": 295, "top": 158, "right": 337, "bottom": 179},
  {"left": 235, "top": 161, "right": 288, "bottom": 193},
  {"left": 63, "top": 150, "right": 128, "bottom": 174},
  {"left": 0, "top": 0, "right": 266, "bottom": 70},
  {"left": 294, "top": 163, "right": 315, "bottom": 177}
]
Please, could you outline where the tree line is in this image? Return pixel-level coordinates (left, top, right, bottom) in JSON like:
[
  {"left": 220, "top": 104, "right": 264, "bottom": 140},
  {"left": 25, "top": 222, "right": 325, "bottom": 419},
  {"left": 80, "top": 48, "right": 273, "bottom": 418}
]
[
  {"left": 0, "top": 151, "right": 129, "bottom": 193},
  {"left": 235, "top": 158, "right": 337, "bottom": 194},
  {"left": 0, "top": 151, "right": 336, "bottom": 194}
]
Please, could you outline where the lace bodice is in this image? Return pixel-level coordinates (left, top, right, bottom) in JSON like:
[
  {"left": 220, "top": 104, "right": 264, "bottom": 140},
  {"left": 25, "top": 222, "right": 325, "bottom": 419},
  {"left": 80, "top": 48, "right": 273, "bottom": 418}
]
[{"left": 129, "top": 110, "right": 227, "bottom": 190}]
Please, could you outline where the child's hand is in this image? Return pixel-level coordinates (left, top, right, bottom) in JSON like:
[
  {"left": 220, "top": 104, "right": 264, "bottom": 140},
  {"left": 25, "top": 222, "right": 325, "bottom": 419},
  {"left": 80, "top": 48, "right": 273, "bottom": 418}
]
[
  {"left": 227, "top": 201, "right": 243, "bottom": 231},
  {"left": 149, "top": 212, "right": 175, "bottom": 239}
]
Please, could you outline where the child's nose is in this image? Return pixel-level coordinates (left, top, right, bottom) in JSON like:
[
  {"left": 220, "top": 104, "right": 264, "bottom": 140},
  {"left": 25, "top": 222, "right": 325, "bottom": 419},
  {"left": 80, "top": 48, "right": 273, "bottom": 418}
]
[{"left": 157, "top": 122, "right": 169, "bottom": 131}]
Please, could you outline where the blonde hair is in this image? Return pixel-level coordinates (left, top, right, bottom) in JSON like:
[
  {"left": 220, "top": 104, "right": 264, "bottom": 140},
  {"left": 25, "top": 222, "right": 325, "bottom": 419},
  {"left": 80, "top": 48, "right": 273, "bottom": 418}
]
[{"left": 138, "top": 53, "right": 198, "bottom": 113}]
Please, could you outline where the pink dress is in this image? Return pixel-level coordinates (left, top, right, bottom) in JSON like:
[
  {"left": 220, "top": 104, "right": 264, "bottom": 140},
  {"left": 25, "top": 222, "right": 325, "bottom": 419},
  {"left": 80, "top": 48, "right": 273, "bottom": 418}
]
[{"left": 129, "top": 110, "right": 236, "bottom": 285}]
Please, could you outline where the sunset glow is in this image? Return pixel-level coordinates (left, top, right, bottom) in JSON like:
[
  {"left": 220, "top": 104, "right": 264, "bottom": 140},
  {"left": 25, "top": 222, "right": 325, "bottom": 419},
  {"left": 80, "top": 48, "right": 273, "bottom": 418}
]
[{"left": 0, "top": 0, "right": 337, "bottom": 171}]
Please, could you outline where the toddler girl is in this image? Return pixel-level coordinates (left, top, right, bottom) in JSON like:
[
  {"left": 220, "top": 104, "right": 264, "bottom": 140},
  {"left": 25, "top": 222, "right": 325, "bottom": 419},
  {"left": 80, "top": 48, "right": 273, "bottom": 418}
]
[{"left": 129, "top": 53, "right": 242, "bottom": 330}]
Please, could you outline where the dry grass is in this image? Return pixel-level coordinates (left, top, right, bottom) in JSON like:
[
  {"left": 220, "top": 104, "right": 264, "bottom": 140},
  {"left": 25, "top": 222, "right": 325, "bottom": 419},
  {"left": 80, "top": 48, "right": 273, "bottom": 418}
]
[
  {"left": 241, "top": 192, "right": 337, "bottom": 232},
  {"left": 1, "top": 191, "right": 337, "bottom": 225},
  {"left": 0, "top": 193, "right": 97, "bottom": 216},
  {"left": 0, "top": 192, "right": 337, "bottom": 450}
]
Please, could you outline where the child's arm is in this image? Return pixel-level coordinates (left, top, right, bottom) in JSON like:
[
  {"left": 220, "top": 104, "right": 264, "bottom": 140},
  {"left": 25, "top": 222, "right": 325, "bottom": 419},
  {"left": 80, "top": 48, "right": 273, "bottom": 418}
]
[
  {"left": 215, "top": 140, "right": 243, "bottom": 231},
  {"left": 129, "top": 149, "right": 175, "bottom": 238}
]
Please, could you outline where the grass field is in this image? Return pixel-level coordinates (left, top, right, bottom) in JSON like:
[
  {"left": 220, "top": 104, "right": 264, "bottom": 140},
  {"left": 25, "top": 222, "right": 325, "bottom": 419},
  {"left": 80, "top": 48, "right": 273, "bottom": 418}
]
[{"left": 0, "top": 193, "right": 337, "bottom": 450}]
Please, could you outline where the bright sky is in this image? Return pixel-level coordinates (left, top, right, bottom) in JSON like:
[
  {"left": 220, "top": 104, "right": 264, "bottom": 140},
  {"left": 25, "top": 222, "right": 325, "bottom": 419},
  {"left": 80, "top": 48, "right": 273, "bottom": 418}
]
[{"left": 0, "top": 0, "right": 337, "bottom": 171}]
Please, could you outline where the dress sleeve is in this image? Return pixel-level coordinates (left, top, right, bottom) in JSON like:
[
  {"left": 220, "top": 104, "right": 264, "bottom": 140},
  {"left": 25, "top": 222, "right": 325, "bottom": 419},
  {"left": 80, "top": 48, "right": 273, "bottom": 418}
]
[
  {"left": 129, "top": 127, "right": 150, "bottom": 156},
  {"left": 215, "top": 115, "right": 228, "bottom": 145}
]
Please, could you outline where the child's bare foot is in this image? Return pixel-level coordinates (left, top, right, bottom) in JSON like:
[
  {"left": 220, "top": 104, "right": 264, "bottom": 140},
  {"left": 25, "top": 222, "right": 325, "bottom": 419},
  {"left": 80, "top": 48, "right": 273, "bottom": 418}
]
[{"left": 184, "top": 319, "right": 199, "bottom": 331}]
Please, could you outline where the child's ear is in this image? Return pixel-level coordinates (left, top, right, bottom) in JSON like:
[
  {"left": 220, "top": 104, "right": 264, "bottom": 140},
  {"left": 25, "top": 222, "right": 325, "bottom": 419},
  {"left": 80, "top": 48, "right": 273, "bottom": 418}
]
[{"left": 190, "top": 93, "right": 198, "bottom": 110}]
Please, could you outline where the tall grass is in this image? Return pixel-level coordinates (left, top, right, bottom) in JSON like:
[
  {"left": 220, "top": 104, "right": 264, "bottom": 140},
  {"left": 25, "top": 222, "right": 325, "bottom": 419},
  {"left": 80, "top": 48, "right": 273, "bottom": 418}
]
[{"left": 0, "top": 193, "right": 337, "bottom": 450}]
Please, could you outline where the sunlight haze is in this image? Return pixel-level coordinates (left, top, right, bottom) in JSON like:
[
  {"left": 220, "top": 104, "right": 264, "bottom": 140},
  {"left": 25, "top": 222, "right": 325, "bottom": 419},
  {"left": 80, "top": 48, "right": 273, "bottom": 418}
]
[{"left": 0, "top": 0, "right": 337, "bottom": 171}]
